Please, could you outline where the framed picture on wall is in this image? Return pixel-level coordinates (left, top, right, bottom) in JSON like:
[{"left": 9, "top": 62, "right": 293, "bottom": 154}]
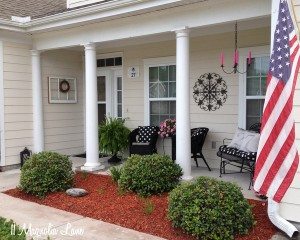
[{"left": 48, "top": 77, "right": 77, "bottom": 103}]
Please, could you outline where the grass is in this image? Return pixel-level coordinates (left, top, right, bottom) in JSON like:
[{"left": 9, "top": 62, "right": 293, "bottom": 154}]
[
  {"left": 80, "top": 171, "right": 89, "bottom": 180},
  {"left": 140, "top": 198, "right": 155, "bottom": 215},
  {"left": 0, "top": 217, "right": 26, "bottom": 240}
]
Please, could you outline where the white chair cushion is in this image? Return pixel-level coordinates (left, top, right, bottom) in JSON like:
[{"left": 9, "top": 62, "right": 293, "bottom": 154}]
[
  {"left": 228, "top": 128, "right": 245, "bottom": 149},
  {"left": 132, "top": 142, "right": 150, "bottom": 146},
  {"left": 239, "top": 131, "right": 260, "bottom": 153},
  {"left": 228, "top": 128, "right": 260, "bottom": 153}
]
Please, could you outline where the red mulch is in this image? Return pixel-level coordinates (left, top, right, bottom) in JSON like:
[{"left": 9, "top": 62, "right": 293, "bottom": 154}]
[{"left": 4, "top": 173, "right": 277, "bottom": 240}]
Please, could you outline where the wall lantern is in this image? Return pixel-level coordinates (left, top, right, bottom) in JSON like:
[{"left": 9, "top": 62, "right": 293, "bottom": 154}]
[{"left": 20, "top": 147, "right": 32, "bottom": 168}]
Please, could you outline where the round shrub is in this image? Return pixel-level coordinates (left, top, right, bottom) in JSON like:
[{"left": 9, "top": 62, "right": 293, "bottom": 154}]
[
  {"left": 118, "top": 154, "right": 182, "bottom": 196},
  {"left": 168, "top": 177, "right": 254, "bottom": 240},
  {"left": 20, "top": 151, "right": 74, "bottom": 197}
]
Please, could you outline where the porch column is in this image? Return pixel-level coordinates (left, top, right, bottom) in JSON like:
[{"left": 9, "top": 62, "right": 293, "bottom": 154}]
[
  {"left": 31, "top": 50, "right": 44, "bottom": 153},
  {"left": 175, "top": 27, "right": 192, "bottom": 180},
  {"left": 82, "top": 43, "right": 104, "bottom": 171}
]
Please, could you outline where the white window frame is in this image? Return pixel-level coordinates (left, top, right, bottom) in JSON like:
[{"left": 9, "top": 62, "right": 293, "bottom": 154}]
[
  {"left": 238, "top": 46, "right": 270, "bottom": 129},
  {"left": 144, "top": 56, "right": 176, "bottom": 125},
  {"left": 48, "top": 77, "right": 77, "bottom": 103}
]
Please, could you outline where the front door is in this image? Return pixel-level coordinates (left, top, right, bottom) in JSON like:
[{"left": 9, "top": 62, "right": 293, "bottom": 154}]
[{"left": 97, "top": 69, "right": 123, "bottom": 125}]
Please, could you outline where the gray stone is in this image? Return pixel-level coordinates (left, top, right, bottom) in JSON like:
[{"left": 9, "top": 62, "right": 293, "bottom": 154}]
[{"left": 66, "top": 188, "right": 88, "bottom": 197}]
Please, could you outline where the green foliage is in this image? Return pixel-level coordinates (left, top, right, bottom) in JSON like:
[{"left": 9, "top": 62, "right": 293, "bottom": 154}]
[
  {"left": 99, "top": 117, "right": 131, "bottom": 156},
  {"left": 0, "top": 217, "right": 26, "bottom": 240},
  {"left": 141, "top": 198, "right": 155, "bottom": 215},
  {"left": 168, "top": 177, "right": 254, "bottom": 240},
  {"left": 20, "top": 151, "right": 74, "bottom": 198},
  {"left": 80, "top": 171, "right": 88, "bottom": 180},
  {"left": 109, "top": 166, "right": 122, "bottom": 183},
  {"left": 118, "top": 154, "right": 182, "bottom": 196}
]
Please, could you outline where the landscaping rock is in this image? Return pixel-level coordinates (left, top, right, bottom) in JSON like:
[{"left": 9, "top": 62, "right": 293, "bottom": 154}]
[{"left": 66, "top": 188, "right": 88, "bottom": 197}]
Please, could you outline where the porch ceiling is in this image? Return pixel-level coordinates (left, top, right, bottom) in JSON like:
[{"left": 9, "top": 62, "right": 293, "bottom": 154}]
[{"left": 33, "top": 0, "right": 271, "bottom": 51}]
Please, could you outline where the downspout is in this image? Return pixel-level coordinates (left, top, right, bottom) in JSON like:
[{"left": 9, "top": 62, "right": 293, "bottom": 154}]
[
  {"left": 267, "top": 0, "right": 299, "bottom": 237},
  {"left": 268, "top": 199, "right": 298, "bottom": 238}
]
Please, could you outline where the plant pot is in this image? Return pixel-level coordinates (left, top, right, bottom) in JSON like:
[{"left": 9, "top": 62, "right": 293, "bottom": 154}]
[{"left": 108, "top": 155, "right": 121, "bottom": 164}]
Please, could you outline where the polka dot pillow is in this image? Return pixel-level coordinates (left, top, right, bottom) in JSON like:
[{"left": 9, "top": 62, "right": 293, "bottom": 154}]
[{"left": 138, "top": 126, "right": 157, "bottom": 143}]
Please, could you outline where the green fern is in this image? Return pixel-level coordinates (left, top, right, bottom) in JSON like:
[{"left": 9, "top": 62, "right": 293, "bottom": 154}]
[{"left": 99, "top": 117, "right": 130, "bottom": 156}]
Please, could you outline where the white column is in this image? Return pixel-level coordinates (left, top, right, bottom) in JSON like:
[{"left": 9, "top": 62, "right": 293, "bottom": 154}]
[
  {"left": 175, "top": 28, "right": 192, "bottom": 180},
  {"left": 82, "top": 43, "right": 104, "bottom": 171},
  {"left": 31, "top": 50, "right": 44, "bottom": 153}
]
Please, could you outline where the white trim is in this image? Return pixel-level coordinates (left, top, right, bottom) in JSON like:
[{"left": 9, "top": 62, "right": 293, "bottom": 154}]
[
  {"left": 96, "top": 52, "right": 123, "bottom": 59},
  {"left": 113, "top": 69, "right": 123, "bottom": 118},
  {"left": 238, "top": 45, "right": 270, "bottom": 129},
  {"left": 33, "top": 0, "right": 270, "bottom": 51},
  {"left": 143, "top": 56, "right": 176, "bottom": 125},
  {"left": 97, "top": 67, "right": 123, "bottom": 119},
  {"left": 0, "top": 41, "right": 5, "bottom": 166}
]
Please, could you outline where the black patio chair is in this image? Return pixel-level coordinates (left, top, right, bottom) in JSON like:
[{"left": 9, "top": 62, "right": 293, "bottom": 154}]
[
  {"left": 171, "top": 127, "right": 211, "bottom": 171},
  {"left": 217, "top": 123, "right": 261, "bottom": 189},
  {"left": 129, "top": 126, "right": 159, "bottom": 156}
]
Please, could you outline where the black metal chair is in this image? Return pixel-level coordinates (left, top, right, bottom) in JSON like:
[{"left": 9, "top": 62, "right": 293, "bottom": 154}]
[
  {"left": 217, "top": 123, "right": 261, "bottom": 189},
  {"left": 129, "top": 126, "right": 159, "bottom": 156},
  {"left": 172, "top": 127, "right": 211, "bottom": 171}
]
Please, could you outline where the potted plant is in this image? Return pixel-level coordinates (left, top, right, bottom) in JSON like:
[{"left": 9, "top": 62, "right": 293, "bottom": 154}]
[
  {"left": 158, "top": 118, "right": 176, "bottom": 138},
  {"left": 99, "top": 117, "right": 131, "bottom": 163}
]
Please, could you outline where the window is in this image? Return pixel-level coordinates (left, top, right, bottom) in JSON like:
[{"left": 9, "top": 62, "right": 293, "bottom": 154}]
[
  {"left": 245, "top": 56, "right": 269, "bottom": 129},
  {"left": 148, "top": 65, "right": 176, "bottom": 126},
  {"left": 97, "top": 57, "right": 122, "bottom": 67},
  {"left": 48, "top": 77, "right": 77, "bottom": 103},
  {"left": 116, "top": 76, "right": 122, "bottom": 118}
]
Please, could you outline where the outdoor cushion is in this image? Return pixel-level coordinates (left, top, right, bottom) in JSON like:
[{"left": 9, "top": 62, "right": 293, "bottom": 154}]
[
  {"left": 132, "top": 142, "right": 150, "bottom": 146},
  {"left": 219, "top": 145, "right": 257, "bottom": 162},
  {"left": 228, "top": 128, "right": 245, "bottom": 149},
  {"left": 138, "top": 126, "right": 157, "bottom": 143},
  {"left": 239, "top": 131, "right": 260, "bottom": 152}
]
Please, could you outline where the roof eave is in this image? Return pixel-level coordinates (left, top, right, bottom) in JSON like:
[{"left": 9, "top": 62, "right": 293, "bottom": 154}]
[
  {"left": 0, "top": 18, "right": 26, "bottom": 32},
  {"left": 1, "top": 0, "right": 204, "bottom": 33}
]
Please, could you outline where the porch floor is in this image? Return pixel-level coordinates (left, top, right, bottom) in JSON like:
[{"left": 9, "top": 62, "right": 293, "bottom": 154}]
[{"left": 70, "top": 156, "right": 259, "bottom": 200}]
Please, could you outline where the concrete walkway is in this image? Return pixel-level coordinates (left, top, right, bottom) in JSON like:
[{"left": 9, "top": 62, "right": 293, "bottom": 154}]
[{"left": 0, "top": 193, "right": 164, "bottom": 240}]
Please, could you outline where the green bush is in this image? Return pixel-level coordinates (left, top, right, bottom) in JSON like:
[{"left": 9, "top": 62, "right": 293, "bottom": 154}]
[
  {"left": 99, "top": 117, "right": 131, "bottom": 157},
  {"left": 0, "top": 217, "right": 26, "bottom": 240},
  {"left": 168, "top": 177, "right": 254, "bottom": 240},
  {"left": 109, "top": 166, "right": 122, "bottom": 183},
  {"left": 118, "top": 154, "right": 182, "bottom": 196},
  {"left": 20, "top": 151, "right": 74, "bottom": 197}
]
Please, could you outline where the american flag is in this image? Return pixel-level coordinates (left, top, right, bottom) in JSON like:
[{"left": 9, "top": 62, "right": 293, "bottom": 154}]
[{"left": 253, "top": 0, "right": 300, "bottom": 202}]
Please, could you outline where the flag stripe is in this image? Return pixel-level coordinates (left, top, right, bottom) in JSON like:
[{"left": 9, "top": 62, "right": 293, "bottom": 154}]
[
  {"left": 259, "top": 122, "right": 295, "bottom": 194},
  {"left": 273, "top": 153, "right": 299, "bottom": 202}
]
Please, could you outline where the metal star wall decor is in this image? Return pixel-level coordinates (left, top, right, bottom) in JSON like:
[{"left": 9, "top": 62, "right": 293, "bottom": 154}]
[{"left": 193, "top": 73, "right": 228, "bottom": 111}]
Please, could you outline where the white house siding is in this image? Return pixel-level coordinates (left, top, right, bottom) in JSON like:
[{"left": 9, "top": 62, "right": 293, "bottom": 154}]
[
  {"left": 278, "top": 0, "right": 300, "bottom": 223},
  {"left": 2, "top": 41, "right": 33, "bottom": 167},
  {"left": 41, "top": 50, "right": 85, "bottom": 155},
  {"left": 97, "top": 27, "right": 270, "bottom": 169}
]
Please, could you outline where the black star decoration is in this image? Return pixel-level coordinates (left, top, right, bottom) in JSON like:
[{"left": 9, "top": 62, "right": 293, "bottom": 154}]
[{"left": 193, "top": 73, "right": 228, "bottom": 111}]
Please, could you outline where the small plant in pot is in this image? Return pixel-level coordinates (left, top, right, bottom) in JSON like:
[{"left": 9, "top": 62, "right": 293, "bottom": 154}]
[{"left": 99, "top": 117, "right": 131, "bottom": 163}]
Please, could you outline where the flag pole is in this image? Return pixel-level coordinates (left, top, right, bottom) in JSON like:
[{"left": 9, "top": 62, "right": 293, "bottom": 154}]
[{"left": 267, "top": 0, "right": 299, "bottom": 237}]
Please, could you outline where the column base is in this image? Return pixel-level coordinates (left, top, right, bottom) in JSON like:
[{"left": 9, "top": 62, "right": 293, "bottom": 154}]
[
  {"left": 182, "top": 175, "right": 193, "bottom": 181},
  {"left": 81, "top": 164, "right": 105, "bottom": 172}
]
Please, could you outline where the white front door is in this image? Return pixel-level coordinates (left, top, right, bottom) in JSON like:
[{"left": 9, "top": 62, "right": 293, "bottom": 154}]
[{"left": 97, "top": 68, "right": 123, "bottom": 124}]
